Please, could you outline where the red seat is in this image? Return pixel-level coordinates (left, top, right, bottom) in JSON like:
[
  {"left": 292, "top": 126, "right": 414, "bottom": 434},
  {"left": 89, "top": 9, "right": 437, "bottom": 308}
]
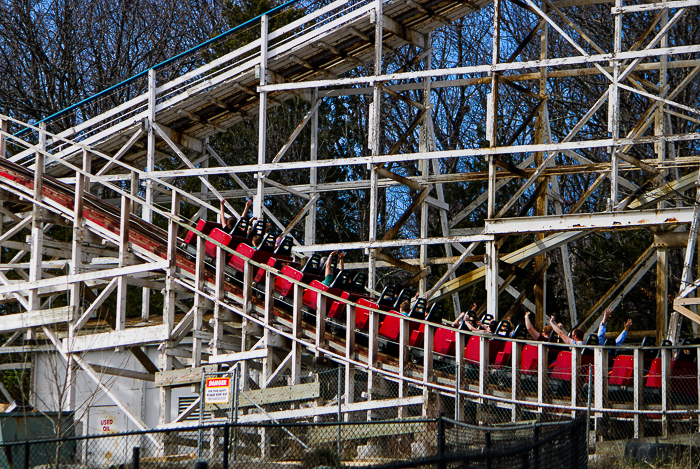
[
  {"left": 520, "top": 345, "right": 539, "bottom": 375},
  {"left": 228, "top": 243, "right": 293, "bottom": 273},
  {"left": 254, "top": 258, "right": 301, "bottom": 283},
  {"left": 464, "top": 335, "right": 480, "bottom": 364},
  {"left": 494, "top": 341, "right": 513, "bottom": 368},
  {"left": 646, "top": 357, "right": 698, "bottom": 396},
  {"left": 356, "top": 298, "right": 378, "bottom": 330},
  {"left": 609, "top": 355, "right": 634, "bottom": 386},
  {"left": 409, "top": 324, "right": 425, "bottom": 347},
  {"left": 434, "top": 328, "right": 456, "bottom": 355},
  {"left": 205, "top": 228, "right": 233, "bottom": 258},
  {"left": 378, "top": 311, "right": 403, "bottom": 341},
  {"left": 274, "top": 265, "right": 303, "bottom": 298},
  {"left": 185, "top": 220, "right": 221, "bottom": 246},
  {"left": 302, "top": 280, "right": 350, "bottom": 318},
  {"left": 464, "top": 336, "right": 508, "bottom": 365}
]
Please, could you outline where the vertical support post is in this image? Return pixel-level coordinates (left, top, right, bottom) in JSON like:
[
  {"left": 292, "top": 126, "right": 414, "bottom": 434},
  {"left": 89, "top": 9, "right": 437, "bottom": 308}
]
[
  {"left": 537, "top": 343, "right": 548, "bottom": 413},
  {"left": 261, "top": 269, "right": 275, "bottom": 387},
  {"left": 142, "top": 69, "right": 156, "bottom": 323},
  {"left": 240, "top": 262, "right": 253, "bottom": 390},
  {"left": 399, "top": 316, "right": 408, "bottom": 419},
  {"left": 656, "top": 248, "right": 668, "bottom": 345},
  {"left": 0, "top": 118, "right": 6, "bottom": 159},
  {"left": 437, "top": 414, "right": 445, "bottom": 469},
  {"left": 511, "top": 342, "right": 521, "bottom": 422},
  {"left": 633, "top": 347, "right": 644, "bottom": 438},
  {"left": 609, "top": 0, "right": 622, "bottom": 208},
  {"left": 367, "top": 0, "right": 383, "bottom": 292},
  {"left": 418, "top": 35, "right": 431, "bottom": 295},
  {"left": 315, "top": 293, "right": 327, "bottom": 361},
  {"left": 306, "top": 88, "right": 319, "bottom": 246},
  {"left": 291, "top": 283, "right": 303, "bottom": 385},
  {"left": 132, "top": 447, "right": 140, "bottom": 469},
  {"left": 534, "top": 0, "right": 549, "bottom": 324},
  {"left": 571, "top": 346, "right": 581, "bottom": 418},
  {"left": 223, "top": 424, "right": 229, "bottom": 469},
  {"left": 454, "top": 329, "right": 463, "bottom": 421},
  {"left": 116, "top": 195, "right": 131, "bottom": 331},
  {"left": 661, "top": 346, "right": 670, "bottom": 438},
  {"left": 422, "top": 323, "right": 434, "bottom": 416},
  {"left": 192, "top": 234, "right": 206, "bottom": 367},
  {"left": 367, "top": 307, "right": 379, "bottom": 420},
  {"left": 593, "top": 347, "right": 608, "bottom": 434},
  {"left": 485, "top": 0, "right": 500, "bottom": 322},
  {"left": 67, "top": 148, "right": 88, "bottom": 412},
  {"left": 256, "top": 15, "right": 269, "bottom": 219},
  {"left": 212, "top": 245, "right": 226, "bottom": 357},
  {"left": 159, "top": 190, "right": 179, "bottom": 430},
  {"left": 29, "top": 123, "right": 46, "bottom": 319},
  {"left": 479, "top": 335, "right": 489, "bottom": 404},
  {"left": 345, "top": 304, "right": 356, "bottom": 421}
]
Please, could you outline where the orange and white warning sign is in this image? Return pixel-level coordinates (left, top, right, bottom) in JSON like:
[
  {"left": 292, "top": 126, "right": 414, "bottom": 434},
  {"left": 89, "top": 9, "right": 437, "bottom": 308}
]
[{"left": 205, "top": 377, "right": 231, "bottom": 405}]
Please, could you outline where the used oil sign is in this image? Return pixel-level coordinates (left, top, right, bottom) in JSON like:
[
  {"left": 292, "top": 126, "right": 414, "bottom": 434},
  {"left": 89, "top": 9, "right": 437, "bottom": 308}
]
[{"left": 205, "top": 377, "right": 231, "bottom": 405}]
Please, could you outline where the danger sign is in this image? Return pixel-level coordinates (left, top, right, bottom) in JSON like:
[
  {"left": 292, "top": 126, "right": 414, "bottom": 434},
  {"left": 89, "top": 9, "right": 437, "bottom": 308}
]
[{"left": 205, "top": 377, "right": 231, "bottom": 405}]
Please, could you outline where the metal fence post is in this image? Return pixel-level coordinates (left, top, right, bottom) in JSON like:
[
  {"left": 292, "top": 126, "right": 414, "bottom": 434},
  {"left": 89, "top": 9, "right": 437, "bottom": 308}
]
[
  {"left": 23, "top": 441, "right": 29, "bottom": 469},
  {"left": 485, "top": 431, "right": 491, "bottom": 469},
  {"left": 223, "top": 423, "right": 229, "bottom": 469},
  {"left": 132, "top": 446, "right": 140, "bottom": 469},
  {"left": 533, "top": 424, "right": 540, "bottom": 469},
  {"left": 437, "top": 413, "right": 445, "bottom": 469}
]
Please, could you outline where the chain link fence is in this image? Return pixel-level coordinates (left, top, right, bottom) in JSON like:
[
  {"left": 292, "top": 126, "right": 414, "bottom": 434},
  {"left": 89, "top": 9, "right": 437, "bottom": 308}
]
[{"left": 0, "top": 415, "right": 588, "bottom": 469}]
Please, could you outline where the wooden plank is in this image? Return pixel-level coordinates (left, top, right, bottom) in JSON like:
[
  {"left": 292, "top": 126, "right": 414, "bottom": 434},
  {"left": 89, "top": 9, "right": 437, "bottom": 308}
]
[
  {"left": 155, "top": 365, "right": 217, "bottom": 387},
  {"left": 129, "top": 346, "right": 161, "bottom": 373},
  {"left": 674, "top": 304, "right": 700, "bottom": 325},
  {"left": 209, "top": 348, "right": 269, "bottom": 364},
  {"left": 70, "top": 325, "right": 169, "bottom": 352},
  {"left": 0, "top": 306, "right": 72, "bottom": 333},
  {"left": 90, "top": 364, "right": 155, "bottom": 382},
  {"left": 237, "top": 381, "right": 320, "bottom": 408},
  {"left": 308, "top": 420, "right": 426, "bottom": 444}
]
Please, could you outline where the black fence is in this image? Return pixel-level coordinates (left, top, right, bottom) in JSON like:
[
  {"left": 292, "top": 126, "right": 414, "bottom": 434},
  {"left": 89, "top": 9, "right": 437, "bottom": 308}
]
[{"left": 0, "top": 416, "right": 588, "bottom": 469}]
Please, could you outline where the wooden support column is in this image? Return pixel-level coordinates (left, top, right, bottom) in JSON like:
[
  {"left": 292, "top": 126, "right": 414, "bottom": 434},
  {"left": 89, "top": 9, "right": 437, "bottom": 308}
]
[
  {"left": 485, "top": 0, "right": 500, "bottom": 321},
  {"left": 661, "top": 346, "right": 670, "bottom": 437},
  {"left": 418, "top": 33, "right": 431, "bottom": 295},
  {"left": 0, "top": 118, "right": 7, "bottom": 158},
  {"left": 262, "top": 269, "right": 275, "bottom": 387},
  {"left": 422, "top": 323, "right": 434, "bottom": 416},
  {"left": 66, "top": 148, "right": 88, "bottom": 412},
  {"left": 594, "top": 347, "right": 609, "bottom": 433},
  {"left": 634, "top": 348, "right": 645, "bottom": 438},
  {"left": 399, "top": 316, "right": 409, "bottom": 419},
  {"left": 534, "top": 7, "right": 549, "bottom": 325},
  {"left": 116, "top": 195, "right": 131, "bottom": 331},
  {"left": 192, "top": 233, "right": 206, "bottom": 367},
  {"left": 454, "top": 329, "right": 463, "bottom": 420},
  {"left": 291, "top": 283, "right": 303, "bottom": 385},
  {"left": 255, "top": 15, "right": 269, "bottom": 219},
  {"left": 511, "top": 342, "right": 522, "bottom": 422},
  {"left": 211, "top": 242, "right": 226, "bottom": 356},
  {"left": 345, "top": 304, "right": 356, "bottom": 421},
  {"left": 29, "top": 123, "right": 46, "bottom": 321},
  {"left": 537, "top": 342, "right": 548, "bottom": 414},
  {"left": 367, "top": 307, "right": 379, "bottom": 420},
  {"left": 315, "top": 293, "right": 327, "bottom": 361},
  {"left": 159, "top": 191, "right": 179, "bottom": 428},
  {"left": 241, "top": 262, "right": 254, "bottom": 390},
  {"left": 657, "top": 248, "right": 669, "bottom": 345},
  {"left": 609, "top": 0, "right": 622, "bottom": 208},
  {"left": 367, "top": 0, "right": 383, "bottom": 291},
  {"left": 142, "top": 69, "right": 156, "bottom": 322},
  {"left": 478, "top": 335, "right": 490, "bottom": 405},
  {"left": 570, "top": 346, "right": 581, "bottom": 418},
  {"left": 305, "top": 88, "right": 319, "bottom": 246}
]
